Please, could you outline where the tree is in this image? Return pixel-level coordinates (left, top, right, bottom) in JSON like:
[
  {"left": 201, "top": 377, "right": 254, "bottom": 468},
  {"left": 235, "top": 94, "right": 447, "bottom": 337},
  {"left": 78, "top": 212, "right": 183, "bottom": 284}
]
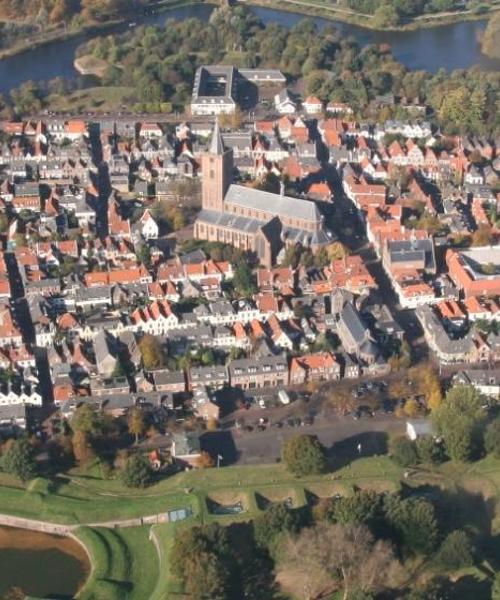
[
  {"left": 492, "top": 571, "right": 500, "bottom": 600},
  {"left": 383, "top": 496, "right": 438, "bottom": 556},
  {"left": 71, "top": 403, "right": 101, "bottom": 436},
  {"left": 171, "top": 524, "right": 233, "bottom": 600},
  {"left": 282, "top": 523, "right": 396, "bottom": 600},
  {"left": 127, "top": 407, "right": 145, "bottom": 444},
  {"left": 282, "top": 434, "right": 327, "bottom": 477},
  {"left": 482, "top": 11, "right": 500, "bottom": 60},
  {"left": 139, "top": 334, "right": 166, "bottom": 370},
  {"left": 72, "top": 430, "right": 95, "bottom": 464},
  {"left": 233, "top": 263, "right": 256, "bottom": 297},
  {"left": 373, "top": 4, "right": 400, "bottom": 27},
  {"left": 433, "top": 385, "right": 485, "bottom": 462},
  {"left": 253, "top": 502, "right": 302, "bottom": 555},
  {"left": 435, "top": 530, "right": 474, "bottom": 571},
  {"left": 50, "top": 0, "right": 72, "bottom": 23},
  {"left": 484, "top": 417, "right": 500, "bottom": 458},
  {"left": 195, "top": 451, "right": 215, "bottom": 468},
  {"left": 328, "top": 490, "right": 382, "bottom": 527},
  {"left": 390, "top": 436, "right": 419, "bottom": 467},
  {"left": 416, "top": 436, "right": 445, "bottom": 465},
  {"left": 471, "top": 224, "right": 494, "bottom": 247},
  {"left": 121, "top": 453, "right": 153, "bottom": 488},
  {"left": 0, "top": 438, "right": 37, "bottom": 482},
  {"left": 136, "top": 243, "right": 151, "bottom": 268}
]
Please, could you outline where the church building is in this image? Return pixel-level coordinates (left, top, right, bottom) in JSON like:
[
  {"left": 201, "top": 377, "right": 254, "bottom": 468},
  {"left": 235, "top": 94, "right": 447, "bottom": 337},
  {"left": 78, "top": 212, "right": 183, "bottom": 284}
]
[{"left": 194, "top": 122, "right": 332, "bottom": 268}]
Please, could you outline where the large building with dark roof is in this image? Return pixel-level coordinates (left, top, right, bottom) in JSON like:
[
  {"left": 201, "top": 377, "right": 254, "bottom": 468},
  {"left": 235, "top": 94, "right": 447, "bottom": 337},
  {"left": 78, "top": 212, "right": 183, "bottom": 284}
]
[
  {"left": 194, "top": 121, "right": 332, "bottom": 267},
  {"left": 191, "top": 65, "right": 286, "bottom": 116}
]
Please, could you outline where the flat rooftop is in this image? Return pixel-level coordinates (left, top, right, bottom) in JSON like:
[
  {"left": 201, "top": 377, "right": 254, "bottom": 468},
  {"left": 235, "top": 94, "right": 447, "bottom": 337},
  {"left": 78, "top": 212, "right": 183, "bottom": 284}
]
[{"left": 461, "top": 246, "right": 500, "bottom": 279}]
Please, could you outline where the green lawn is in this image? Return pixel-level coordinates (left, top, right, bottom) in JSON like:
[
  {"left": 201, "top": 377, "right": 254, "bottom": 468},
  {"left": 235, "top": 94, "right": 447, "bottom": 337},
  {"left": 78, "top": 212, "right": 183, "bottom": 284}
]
[
  {"left": 3, "top": 456, "right": 500, "bottom": 598},
  {"left": 0, "top": 456, "right": 403, "bottom": 524},
  {"left": 46, "top": 87, "right": 132, "bottom": 113},
  {"left": 76, "top": 525, "right": 159, "bottom": 600}
]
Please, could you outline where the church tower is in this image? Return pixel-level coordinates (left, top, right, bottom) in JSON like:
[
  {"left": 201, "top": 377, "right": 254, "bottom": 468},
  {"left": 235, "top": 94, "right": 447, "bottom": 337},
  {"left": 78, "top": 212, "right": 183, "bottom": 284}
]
[{"left": 201, "top": 120, "right": 233, "bottom": 213}]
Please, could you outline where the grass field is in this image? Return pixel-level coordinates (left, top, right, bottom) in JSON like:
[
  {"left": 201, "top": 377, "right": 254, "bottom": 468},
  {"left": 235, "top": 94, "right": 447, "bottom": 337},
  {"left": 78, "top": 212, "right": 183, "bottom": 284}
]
[
  {"left": 46, "top": 87, "right": 132, "bottom": 114},
  {"left": 75, "top": 525, "right": 159, "bottom": 600},
  {"left": 3, "top": 455, "right": 500, "bottom": 598}
]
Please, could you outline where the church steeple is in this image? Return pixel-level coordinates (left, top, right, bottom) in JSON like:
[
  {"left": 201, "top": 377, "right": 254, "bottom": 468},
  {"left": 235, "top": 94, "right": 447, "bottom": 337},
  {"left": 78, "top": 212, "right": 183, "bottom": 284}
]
[
  {"left": 210, "top": 118, "right": 225, "bottom": 155},
  {"left": 201, "top": 119, "right": 234, "bottom": 212}
]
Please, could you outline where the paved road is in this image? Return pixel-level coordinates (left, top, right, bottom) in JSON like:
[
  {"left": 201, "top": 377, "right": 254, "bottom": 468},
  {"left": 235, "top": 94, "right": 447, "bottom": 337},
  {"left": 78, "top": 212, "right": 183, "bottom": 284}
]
[{"left": 200, "top": 414, "right": 408, "bottom": 465}]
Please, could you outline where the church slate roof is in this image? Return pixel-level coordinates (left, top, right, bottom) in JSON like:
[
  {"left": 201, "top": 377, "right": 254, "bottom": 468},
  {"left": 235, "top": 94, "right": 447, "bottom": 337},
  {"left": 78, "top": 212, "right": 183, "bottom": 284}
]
[{"left": 224, "top": 184, "right": 322, "bottom": 223}]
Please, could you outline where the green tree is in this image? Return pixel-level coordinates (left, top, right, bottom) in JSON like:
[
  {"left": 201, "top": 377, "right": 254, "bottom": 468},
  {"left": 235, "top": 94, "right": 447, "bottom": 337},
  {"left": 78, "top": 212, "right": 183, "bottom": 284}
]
[
  {"left": 282, "top": 434, "right": 327, "bottom": 477},
  {"left": 0, "top": 438, "right": 37, "bottom": 482},
  {"left": 373, "top": 4, "right": 400, "bottom": 27},
  {"left": 433, "top": 385, "right": 485, "bottom": 462},
  {"left": 136, "top": 243, "right": 151, "bottom": 268},
  {"left": 253, "top": 502, "right": 302, "bottom": 555},
  {"left": 121, "top": 453, "right": 152, "bottom": 488},
  {"left": 390, "top": 436, "right": 419, "bottom": 467},
  {"left": 435, "top": 530, "right": 474, "bottom": 571},
  {"left": 384, "top": 496, "right": 438, "bottom": 556},
  {"left": 416, "top": 436, "right": 445, "bottom": 464},
  {"left": 482, "top": 11, "right": 500, "bottom": 60},
  {"left": 171, "top": 523, "right": 233, "bottom": 600},
  {"left": 328, "top": 490, "right": 382, "bottom": 527},
  {"left": 484, "top": 417, "right": 500, "bottom": 458},
  {"left": 71, "top": 404, "right": 102, "bottom": 436},
  {"left": 233, "top": 263, "right": 256, "bottom": 297}
]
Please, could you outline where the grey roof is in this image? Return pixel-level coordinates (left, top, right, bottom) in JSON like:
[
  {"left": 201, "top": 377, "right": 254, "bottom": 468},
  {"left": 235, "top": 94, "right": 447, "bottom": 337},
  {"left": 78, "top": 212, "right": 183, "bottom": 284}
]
[
  {"left": 210, "top": 119, "right": 225, "bottom": 156},
  {"left": 454, "top": 368, "right": 500, "bottom": 387},
  {"left": 93, "top": 330, "right": 116, "bottom": 364},
  {"left": 239, "top": 68, "right": 286, "bottom": 83},
  {"left": 190, "top": 365, "right": 228, "bottom": 382},
  {"left": 228, "top": 353, "right": 288, "bottom": 377},
  {"left": 196, "top": 209, "right": 262, "bottom": 233},
  {"left": 387, "top": 238, "right": 436, "bottom": 272},
  {"left": 192, "top": 65, "right": 236, "bottom": 105},
  {"left": 416, "top": 305, "right": 474, "bottom": 358},
  {"left": 340, "top": 302, "right": 368, "bottom": 345},
  {"left": 151, "top": 369, "right": 185, "bottom": 387},
  {"left": 225, "top": 184, "right": 322, "bottom": 223}
]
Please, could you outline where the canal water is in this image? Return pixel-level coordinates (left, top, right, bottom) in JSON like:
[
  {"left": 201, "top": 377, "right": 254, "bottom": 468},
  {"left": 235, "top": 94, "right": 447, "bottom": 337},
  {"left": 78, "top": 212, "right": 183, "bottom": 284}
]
[
  {"left": 0, "top": 525, "right": 90, "bottom": 599},
  {"left": 0, "top": 5, "right": 498, "bottom": 95}
]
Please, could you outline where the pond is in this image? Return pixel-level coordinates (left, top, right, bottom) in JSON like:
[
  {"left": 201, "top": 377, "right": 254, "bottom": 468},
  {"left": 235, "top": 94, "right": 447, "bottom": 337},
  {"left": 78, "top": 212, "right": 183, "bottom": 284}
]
[
  {"left": 0, "top": 525, "right": 90, "bottom": 599},
  {"left": 0, "top": 4, "right": 498, "bottom": 96}
]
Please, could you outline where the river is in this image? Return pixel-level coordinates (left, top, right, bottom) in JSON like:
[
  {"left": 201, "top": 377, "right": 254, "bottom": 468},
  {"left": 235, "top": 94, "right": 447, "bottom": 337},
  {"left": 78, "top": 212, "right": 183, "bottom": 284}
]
[
  {"left": 0, "top": 525, "right": 90, "bottom": 598},
  {"left": 0, "top": 5, "right": 498, "bottom": 96}
]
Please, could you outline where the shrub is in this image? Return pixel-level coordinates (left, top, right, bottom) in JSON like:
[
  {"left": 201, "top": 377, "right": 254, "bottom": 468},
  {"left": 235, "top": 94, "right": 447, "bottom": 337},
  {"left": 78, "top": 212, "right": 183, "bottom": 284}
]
[
  {"left": 390, "top": 436, "right": 419, "bottom": 467},
  {"left": 282, "top": 434, "right": 327, "bottom": 477},
  {"left": 435, "top": 530, "right": 474, "bottom": 571},
  {"left": 121, "top": 454, "right": 153, "bottom": 488}
]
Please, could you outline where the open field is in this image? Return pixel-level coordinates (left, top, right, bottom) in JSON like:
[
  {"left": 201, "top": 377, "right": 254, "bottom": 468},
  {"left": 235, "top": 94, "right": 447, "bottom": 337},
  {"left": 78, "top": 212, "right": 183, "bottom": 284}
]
[{"left": 46, "top": 87, "right": 133, "bottom": 114}]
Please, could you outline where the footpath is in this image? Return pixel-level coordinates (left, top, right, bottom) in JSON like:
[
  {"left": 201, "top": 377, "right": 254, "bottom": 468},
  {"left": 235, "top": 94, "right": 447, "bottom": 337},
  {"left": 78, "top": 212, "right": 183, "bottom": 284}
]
[{"left": 0, "top": 512, "right": 169, "bottom": 535}]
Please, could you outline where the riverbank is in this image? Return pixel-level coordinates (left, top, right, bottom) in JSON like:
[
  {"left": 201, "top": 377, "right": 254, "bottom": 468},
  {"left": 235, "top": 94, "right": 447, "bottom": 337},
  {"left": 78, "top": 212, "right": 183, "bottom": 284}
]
[
  {"left": 247, "top": 0, "right": 500, "bottom": 32},
  {"left": 74, "top": 55, "right": 109, "bottom": 77},
  {"left": 0, "top": 0, "right": 499, "bottom": 65},
  {"left": 0, "top": 0, "right": 215, "bottom": 62}
]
